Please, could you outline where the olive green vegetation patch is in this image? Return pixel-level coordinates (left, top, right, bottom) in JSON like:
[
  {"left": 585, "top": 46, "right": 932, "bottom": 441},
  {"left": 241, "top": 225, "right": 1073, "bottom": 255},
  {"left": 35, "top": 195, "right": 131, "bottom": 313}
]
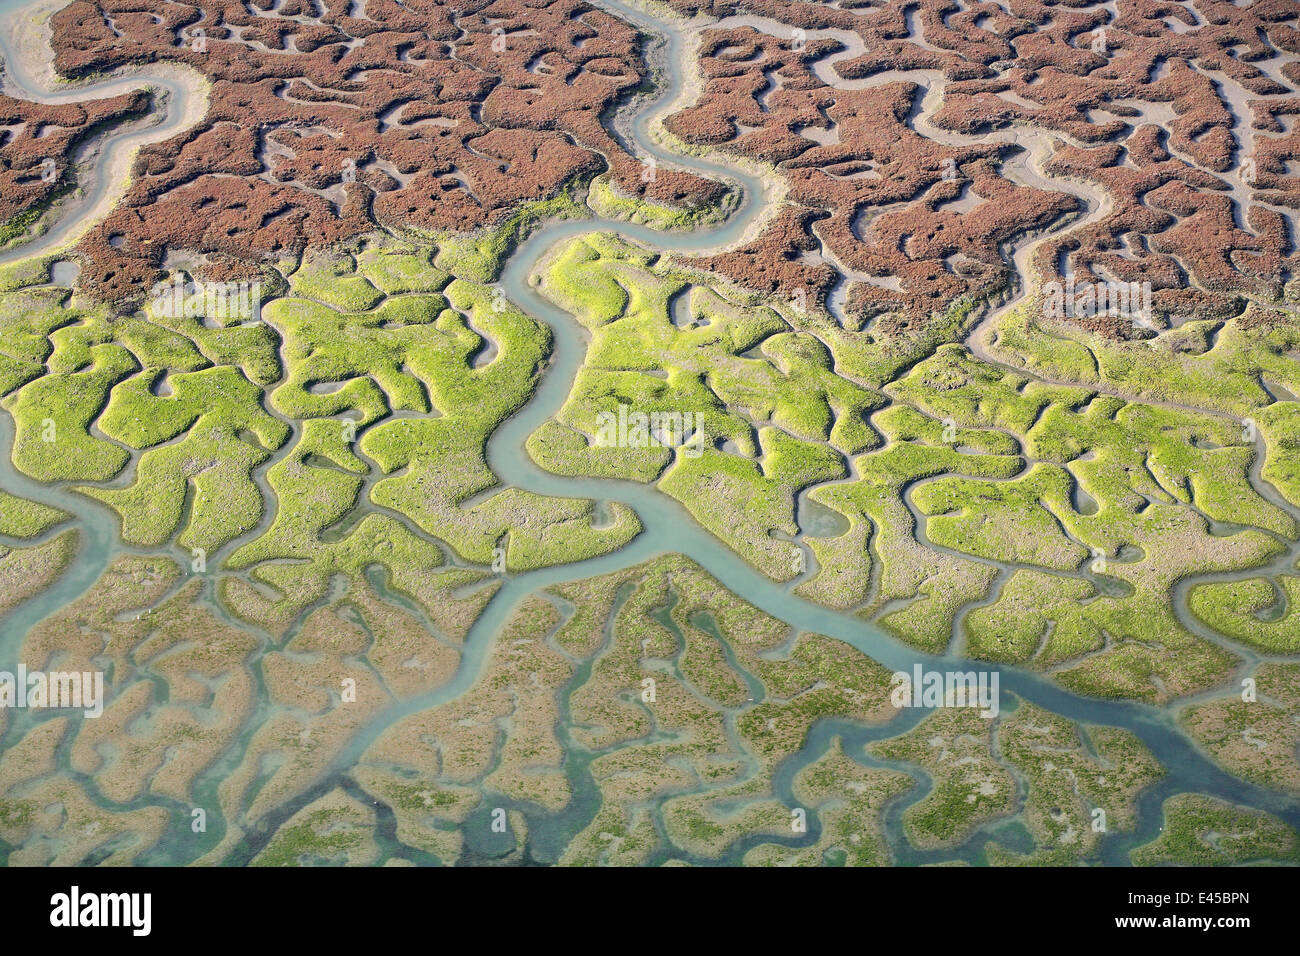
[
  {"left": 0, "top": 205, "right": 659, "bottom": 592},
  {"left": 4, "top": 341, "right": 135, "bottom": 482},
  {"left": 531, "top": 233, "right": 888, "bottom": 579},
  {"left": 1181, "top": 662, "right": 1300, "bottom": 796},
  {"left": 882, "top": 345, "right": 1284, "bottom": 699},
  {"left": 0, "top": 253, "right": 62, "bottom": 292},
  {"left": 5, "top": 199, "right": 1300, "bottom": 724},
  {"left": 0, "top": 528, "right": 79, "bottom": 618},
  {"left": 525, "top": 234, "right": 1299, "bottom": 702},
  {"left": 912, "top": 463, "right": 1088, "bottom": 571},
  {"left": 77, "top": 365, "right": 290, "bottom": 552},
  {"left": 867, "top": 706, "right": 1016, "bottom": 849},
  {"left": 867, "top": 701, "right": 1161, "bottom": 861},
  {"left": 987, "top": 704, "right": 1163, "bottom": 864},
  {"left": 1188, "top": 574, "right": 1300, "bottom": 654},
  {"left": 0, "top": 489, "right": 69, "bottom": 539},
  {"left": 287, "top": 249, "right": 386, "bottom": 313},
  {"left": 989, "top": 299, "right": 1300, "bottom": 423},
  {"left": 586, "top": 173, "right": 739, "bottom": 233},
  {"left": 427, "top": 186, "right": 589, "bottom": 284},
  {"left": 253, "top": 789, "right": 378, "bottom": 866},
  {"left": 964, "top": 569, "right": 1102, "bottom": 664},
  {"left": 743, "top": 737, "right": 912, "bottom": 866},
  {"left": 528, "top": 555, "right": 905, "bottom": 864},
  {"left": 1131, "top": 793, "right": 1300, "bottom": 865}
]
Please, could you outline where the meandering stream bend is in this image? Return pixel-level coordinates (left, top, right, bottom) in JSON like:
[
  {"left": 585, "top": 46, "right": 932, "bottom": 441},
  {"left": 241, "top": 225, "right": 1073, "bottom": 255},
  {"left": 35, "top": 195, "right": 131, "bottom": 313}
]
[
  {"left": 1, "top": 0, "right": 1298, "bottom": 865},
  {"left": 0, "top": 0, "right": 208, "bottom": 266}
]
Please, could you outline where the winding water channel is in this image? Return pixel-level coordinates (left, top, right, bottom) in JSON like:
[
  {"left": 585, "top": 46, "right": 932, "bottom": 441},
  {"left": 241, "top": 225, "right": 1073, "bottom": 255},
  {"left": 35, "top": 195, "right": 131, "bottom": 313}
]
[
  {"left": 0, "top": 0, "right": 207, "bottom": 266},
  {"left": 0, "top": 0, "right": 1298, "bottom": 864}
]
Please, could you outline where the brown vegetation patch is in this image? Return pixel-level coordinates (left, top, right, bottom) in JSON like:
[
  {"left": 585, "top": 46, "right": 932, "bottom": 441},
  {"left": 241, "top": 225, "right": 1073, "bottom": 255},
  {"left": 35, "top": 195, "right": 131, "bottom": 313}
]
[
  {"left": 0, "top": 88, "right": 150, "bottom": 225},
  {"left": 41, "top": 0, "right": 725, "bottom": 298},
  {"left": 665, "top": 0, "right": 1300, "bottom": 332}
]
